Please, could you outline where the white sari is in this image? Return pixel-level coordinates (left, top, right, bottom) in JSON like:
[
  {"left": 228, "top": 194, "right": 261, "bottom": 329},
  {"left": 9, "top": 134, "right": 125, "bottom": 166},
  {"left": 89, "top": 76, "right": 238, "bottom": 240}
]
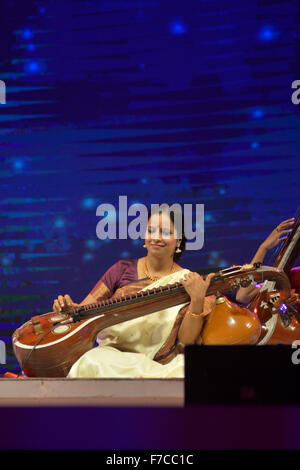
[{"left": 67, "top": 269, "right": 191, "bottom": 378}]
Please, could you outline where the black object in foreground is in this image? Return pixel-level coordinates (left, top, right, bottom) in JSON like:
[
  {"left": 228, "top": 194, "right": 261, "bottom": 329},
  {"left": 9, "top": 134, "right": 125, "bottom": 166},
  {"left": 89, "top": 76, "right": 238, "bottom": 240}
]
[{"left": 184, "top": 344, "right": 300, "bottom": 405}]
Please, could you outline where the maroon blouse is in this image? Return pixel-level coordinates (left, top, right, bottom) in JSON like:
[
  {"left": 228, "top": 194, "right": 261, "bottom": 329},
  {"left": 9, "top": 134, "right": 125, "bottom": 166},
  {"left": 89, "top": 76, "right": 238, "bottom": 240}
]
[{"left": 90, "top": 259, "right": 144, "bottom": 299}]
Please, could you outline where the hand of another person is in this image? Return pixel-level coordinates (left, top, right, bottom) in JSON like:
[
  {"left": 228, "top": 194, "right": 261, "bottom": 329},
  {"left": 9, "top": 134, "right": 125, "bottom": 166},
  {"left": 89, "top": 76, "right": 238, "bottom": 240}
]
[
  {"left": 52, "top": 294, "right": 79, "bottom": 313},
  {"left": 260, "top": 218, "right": 294, "bottom": 251},
  {"left": 236, "top": 218, "right": 295, "bottom": 305}
]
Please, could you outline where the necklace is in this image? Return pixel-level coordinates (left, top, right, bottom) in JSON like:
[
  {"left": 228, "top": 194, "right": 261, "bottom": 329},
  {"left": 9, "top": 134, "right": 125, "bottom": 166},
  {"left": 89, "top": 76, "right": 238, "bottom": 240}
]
[{"left": 143, "top": 258, "right": 176, "bottom": 281}]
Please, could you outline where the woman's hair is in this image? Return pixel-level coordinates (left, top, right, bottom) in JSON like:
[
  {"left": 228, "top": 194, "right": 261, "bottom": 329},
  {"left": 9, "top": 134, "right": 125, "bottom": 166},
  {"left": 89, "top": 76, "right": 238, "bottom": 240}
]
[{"left": 147, "top": 203, "right": 186, "bottom": 262}]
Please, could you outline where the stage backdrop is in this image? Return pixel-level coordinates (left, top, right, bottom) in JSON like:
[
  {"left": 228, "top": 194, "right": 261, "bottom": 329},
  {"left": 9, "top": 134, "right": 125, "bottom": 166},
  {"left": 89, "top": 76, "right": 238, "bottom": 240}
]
[{"left": 1, "top": 0, "right": 299, "bottom": 373}]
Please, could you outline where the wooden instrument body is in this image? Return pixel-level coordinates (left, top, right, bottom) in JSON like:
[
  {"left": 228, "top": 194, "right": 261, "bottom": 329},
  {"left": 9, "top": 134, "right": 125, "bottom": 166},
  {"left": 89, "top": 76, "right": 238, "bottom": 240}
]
[
  {"left": 249, "top": 289, "right": 300, "bottom": 345},
  {"left": 202, "top": 296, "right": 261, "bottom": 345},
  {"left": 13, "top": 313, "right": 107, "bottom": 377},
  {"left": 12, "top": 265, "right": 291, "bottom": 377},
  {"left": 262, "top": 317, "right": 300, "bottom": 345},
  {"left": 248, "top": 214, "right": 300, "bottom": 345}
]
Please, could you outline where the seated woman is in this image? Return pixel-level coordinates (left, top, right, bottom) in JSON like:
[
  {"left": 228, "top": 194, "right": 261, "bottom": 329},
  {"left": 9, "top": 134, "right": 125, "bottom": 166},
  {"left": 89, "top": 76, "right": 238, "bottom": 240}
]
[{"left": 52, "top": 204, "right": 216, "bottom": 378}]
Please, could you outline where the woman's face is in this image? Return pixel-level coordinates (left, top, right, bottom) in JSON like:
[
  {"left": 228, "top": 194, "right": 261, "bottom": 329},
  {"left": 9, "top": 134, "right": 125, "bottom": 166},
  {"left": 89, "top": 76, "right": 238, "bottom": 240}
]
[{"left": 144, "top": 212, "right": 179, "bottom": 259}]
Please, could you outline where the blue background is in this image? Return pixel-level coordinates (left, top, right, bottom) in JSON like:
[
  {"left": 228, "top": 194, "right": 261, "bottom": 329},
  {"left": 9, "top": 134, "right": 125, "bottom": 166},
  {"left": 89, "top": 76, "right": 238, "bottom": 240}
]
[{"left": 1, "top": 0, "right": 300, "bottom": 372}]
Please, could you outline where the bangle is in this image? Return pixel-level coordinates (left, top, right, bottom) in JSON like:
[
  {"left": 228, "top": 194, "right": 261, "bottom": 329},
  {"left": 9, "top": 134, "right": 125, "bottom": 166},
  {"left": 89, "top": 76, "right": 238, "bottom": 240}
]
[{"left": 187, "top": 308, "right": 204, "bottom": 318}]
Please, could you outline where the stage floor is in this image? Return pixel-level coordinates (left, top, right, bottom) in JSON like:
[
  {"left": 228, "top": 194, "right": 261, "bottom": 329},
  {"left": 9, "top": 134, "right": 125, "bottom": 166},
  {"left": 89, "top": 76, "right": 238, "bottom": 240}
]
[
  {"left": 2, "top": 377, "right": 300, "bottom": 449},
  {"left": 0, "top": 378, "right": 184, "bottom": 407}
]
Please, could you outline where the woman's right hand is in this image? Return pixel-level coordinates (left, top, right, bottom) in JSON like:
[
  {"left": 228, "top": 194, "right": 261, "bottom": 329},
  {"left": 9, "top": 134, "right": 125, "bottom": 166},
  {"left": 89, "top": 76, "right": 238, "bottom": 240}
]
[{"left": 52, "top": 294, "right": 79, "bottom": 313}]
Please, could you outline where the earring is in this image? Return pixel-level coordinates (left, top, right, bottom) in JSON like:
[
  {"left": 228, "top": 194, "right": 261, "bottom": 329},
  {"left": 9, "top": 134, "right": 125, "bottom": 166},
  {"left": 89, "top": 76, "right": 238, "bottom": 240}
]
[
  {"left": 176, "top": 246, "right": 181, "bottom": 253},
  {"left": 143, "top": 244, "right": 146, "bottom": 248}
]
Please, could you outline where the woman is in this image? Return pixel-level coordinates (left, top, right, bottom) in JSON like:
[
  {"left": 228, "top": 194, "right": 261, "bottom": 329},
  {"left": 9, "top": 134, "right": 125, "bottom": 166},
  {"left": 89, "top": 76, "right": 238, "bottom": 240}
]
[{"left": 52, "top": 204, "right": 216, "bottom": 378}]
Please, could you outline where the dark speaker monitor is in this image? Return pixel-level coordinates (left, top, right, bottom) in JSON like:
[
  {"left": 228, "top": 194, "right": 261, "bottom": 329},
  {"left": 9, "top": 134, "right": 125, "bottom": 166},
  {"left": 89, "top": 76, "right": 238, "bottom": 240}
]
[{"left": 184, "top": 345, "right": 300, "bottom": 405}]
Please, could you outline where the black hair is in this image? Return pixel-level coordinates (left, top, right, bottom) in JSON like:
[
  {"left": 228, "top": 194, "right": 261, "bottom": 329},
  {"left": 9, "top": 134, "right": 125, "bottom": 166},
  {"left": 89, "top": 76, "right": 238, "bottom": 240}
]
[{"left": 146, "top": 203, "right": 186, "bottom": 262}]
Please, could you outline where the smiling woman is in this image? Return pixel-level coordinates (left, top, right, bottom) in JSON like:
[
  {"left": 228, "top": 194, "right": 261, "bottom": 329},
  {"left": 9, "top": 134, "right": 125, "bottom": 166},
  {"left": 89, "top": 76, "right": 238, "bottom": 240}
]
[{"left": 51, "top": 203, "right": 216, "bottom": 378}]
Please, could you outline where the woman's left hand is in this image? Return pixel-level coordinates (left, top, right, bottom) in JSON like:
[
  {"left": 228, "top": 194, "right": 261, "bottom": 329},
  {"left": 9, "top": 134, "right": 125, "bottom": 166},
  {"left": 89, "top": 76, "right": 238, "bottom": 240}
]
[
  {"left": 180, "top": 271, "right": 215, "bottom": 305},
  {"left": 261, "top": 218, "right": 294, "bottom": 251}
]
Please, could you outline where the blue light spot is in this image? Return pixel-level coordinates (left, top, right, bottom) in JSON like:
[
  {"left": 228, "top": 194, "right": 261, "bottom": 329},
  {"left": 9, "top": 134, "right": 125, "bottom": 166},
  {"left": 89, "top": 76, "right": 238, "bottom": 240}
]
[
  {"left": 219, "top": 188, "right": 226, "bottom": 195},
  {"left": 252, "top": 109, "right": 264, "bottom": 119},
  {"left": 1, "top": 255, "right": 13, "bottom": 266},
  {"left": 121, "top": 251, "right": 129, "bottom": 258},
  {"left": 39, "top": 7, "right": 46, "bottom": 13},
  {"left": 85, "top": 239, "right": 97, "bottom": 249},
  {"left": 219, "top": 260, "right": 227, "bottom": 268},
  {"left": 259, "top": 26, "right": 276, "bottom": 41},
  {"left": 22, "top": 29, "right": 33, "bottom": 39},
  {"left": 170, "top": 21, "right": 186, "bottom": 35},
  {"left": 13, "top": 159, "right": 24, "bottom": 171},
  {"left": 205, "top": 212, "right": 212, "bottom": 222},
  {"left": 55, "top": 218, "right": 64, "bottom": 228},
  {"left": 82, "top": 198, "right": 96, "bottom": 209},
  {"left": 26, "top": 61, "right": 40, "bottom": 74},
  {"left": 27, "top": 44, "right": 35, "bottom": 51},
  {"left": 140, "top": 178, "right": 148, "bottom": 183},
  {"left": 83, "top": 253, "right": 93, "bottom": 262},
  {"left": 251, "top": 141, "right": 260, "bottom": 149}
]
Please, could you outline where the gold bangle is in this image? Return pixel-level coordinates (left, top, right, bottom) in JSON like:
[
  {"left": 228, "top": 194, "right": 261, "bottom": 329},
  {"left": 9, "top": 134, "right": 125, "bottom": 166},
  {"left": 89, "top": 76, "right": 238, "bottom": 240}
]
[{"left": 187, "top": 308, "right": 204, "bottom": 318}]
